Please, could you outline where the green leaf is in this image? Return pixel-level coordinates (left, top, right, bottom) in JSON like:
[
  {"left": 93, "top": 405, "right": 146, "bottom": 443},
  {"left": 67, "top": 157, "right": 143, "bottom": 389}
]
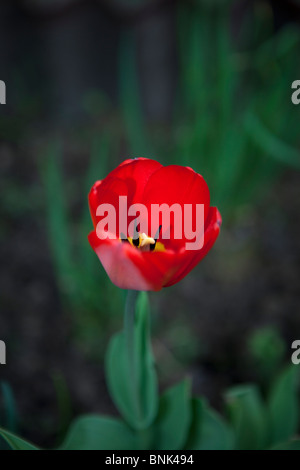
[
  {"left": 186, "top": 399, "right": 234, "bottom": 450},
  {"left": 0, "top": 428, "right": 39, "bottom": 450},
  {"left": 135, "top": 293, "right": 159, "bottom": 427},
  {"left": 119, "top": 31, "right": 150, "bottom": 156},
  {"left": 271, "top": 440, "right": 300, "bottom": 451},
  {"left": 225, "top": 385, "right": 268, "bottom": 450},
  {"left": 1, "top": 382, "right": 18, "bottom": 433},
  {"left": 154, "top": 380, "right": 192, "bottom": 450},
  {"left": 245, "top": 112, "right": 300, "bottom": 169},
  {"left": 105, "top": 292, "right": 158, "bottom": 430},
  {"left": 268, "top": 366, "right": 299, "bottom": 446},
  {"left": 60, "top": 416, "right": 137, "bottom": 451},
  {"left": 0, "top": 382, "right": 18, "bottom": 449},
  {"left": 40, "top": 141, "right": 75, "bottom": 289}
]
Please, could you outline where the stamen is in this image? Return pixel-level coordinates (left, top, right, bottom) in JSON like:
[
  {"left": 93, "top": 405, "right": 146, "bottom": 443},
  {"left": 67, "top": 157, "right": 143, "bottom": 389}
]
[
  {"left": 132, "top": 236, "right": 140, "bottom": 247},
  {"left": 154, "top": 225, "right": 162, "bottom": 240},
  {"left": 150, "top": 225, "right": 162, "bottom": 252},
  {"left": 139, "top": 233, "right": 156, "bottom": 248},
  {"left": 121, "top": 233, "right": 130, "bottom": 244},
  {"left": 120, "top": 226, "right": 165, "bottom": 252}
]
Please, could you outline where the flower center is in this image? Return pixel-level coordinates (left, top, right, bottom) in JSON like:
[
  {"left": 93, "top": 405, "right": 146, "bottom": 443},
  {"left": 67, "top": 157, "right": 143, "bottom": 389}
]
[{"left": 120, "top": 226, "right": 164, "bottom": 252}]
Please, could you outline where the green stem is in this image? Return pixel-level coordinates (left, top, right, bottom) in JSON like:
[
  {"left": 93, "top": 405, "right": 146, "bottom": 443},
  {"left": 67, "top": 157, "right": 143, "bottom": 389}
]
[{"left": 124, "top": 290, "right": 142, "bottom": 423}]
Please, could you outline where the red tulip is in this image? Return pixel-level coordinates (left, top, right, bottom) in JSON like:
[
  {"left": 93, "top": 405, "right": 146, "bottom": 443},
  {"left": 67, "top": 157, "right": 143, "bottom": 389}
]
[{"left": 88, "top": 158, "right": 221, "bottom": 291}]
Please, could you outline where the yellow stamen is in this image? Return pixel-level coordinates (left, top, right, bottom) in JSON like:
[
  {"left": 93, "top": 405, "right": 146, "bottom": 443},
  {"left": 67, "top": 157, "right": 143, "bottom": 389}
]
[
  {"left": 139, "top": 233, "right": 155, "bottom": 248},
  {"left": 153, "top": 241, "right": 165, "bottom": 252},
  {"left": 120, "top": 231, "right": 165, "bottom": 252}
]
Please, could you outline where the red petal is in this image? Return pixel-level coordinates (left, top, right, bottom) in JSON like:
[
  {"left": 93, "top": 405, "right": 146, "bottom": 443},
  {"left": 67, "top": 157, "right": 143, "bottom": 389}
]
[
  {"left": 89, "top": 158, "right": 162, "bottom": 222},
  {"left": 88, "top": 231, "right": 181, "bottom": 291},
  {"left": 164, "top": 207, "right": 222, "bottom": 287},
  {"left": 89, "top": 158, "right": 163, "bottom": 238},
  {"left": 142, "top": 165, "right": 211, "bottom": 250},
  {"left": 88, "top": 208, "right": 221, "bottom": 291}
]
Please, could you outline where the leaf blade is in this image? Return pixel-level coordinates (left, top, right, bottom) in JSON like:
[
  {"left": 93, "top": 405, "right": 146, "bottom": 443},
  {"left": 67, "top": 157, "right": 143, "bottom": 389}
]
[
  {"left": 60, "top": 415, "right": 137, "bottom": 451},
  {"left": 268, "top": 366, "right": 299, "bottom": 446},
  {"left": 186, "top": 399, "right": 234, "bottom": 451},
  {"left": 154, "top": 380, "right": 192, "bottom": 450},
  {"left": 0, "top": 428, "right": 39, "bottom": 451}
]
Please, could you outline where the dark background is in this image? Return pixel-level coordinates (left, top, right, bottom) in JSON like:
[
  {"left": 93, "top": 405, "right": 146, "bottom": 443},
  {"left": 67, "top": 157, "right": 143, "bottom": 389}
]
[{"left": 0, "top": 0, "right": 300, "bottom": 447}]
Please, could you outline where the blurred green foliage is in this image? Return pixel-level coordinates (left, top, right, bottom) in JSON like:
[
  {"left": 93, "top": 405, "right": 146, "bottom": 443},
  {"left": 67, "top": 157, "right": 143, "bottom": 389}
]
[
  {"left": 40, "top": 137, "right": 124, "bottom": 356},
  {"left": 176, "top": 3, "right": 300, "bottom": 213},
  {"left": 174, "top": 1, "right": 299, "bottom": 213},
  {"left": 248, "top": 327, "right": 286, "bottom": 385},
  {"left": 0, "top": 383, "right": 18, "bottom": 450},
  {"left": 0, "top": 293, "right": 299, "bottom": 450}
]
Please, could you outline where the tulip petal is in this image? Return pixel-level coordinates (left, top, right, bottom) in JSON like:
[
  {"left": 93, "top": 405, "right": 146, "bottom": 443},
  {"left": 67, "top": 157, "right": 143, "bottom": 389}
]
[
  {"left": 164, "top": 208, "right": 222, "bottom": 287},
  {"left": 142, "top": 165, "right": 211, "bottom": 251},
  {"left": 89, "top": 158, "right": 162, "bottom": 214},
  {"left": 142, "top": 164, "right": 210, "bottom": 208},
  {"left": 89, "top": 232, "right": 182, "bottom": 291}
]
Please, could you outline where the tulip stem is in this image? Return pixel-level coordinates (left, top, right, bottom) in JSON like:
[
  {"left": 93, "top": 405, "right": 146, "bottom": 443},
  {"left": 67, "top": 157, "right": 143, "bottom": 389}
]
[{"left": 124, "top": 290, "right": 142, "bottom": 422}]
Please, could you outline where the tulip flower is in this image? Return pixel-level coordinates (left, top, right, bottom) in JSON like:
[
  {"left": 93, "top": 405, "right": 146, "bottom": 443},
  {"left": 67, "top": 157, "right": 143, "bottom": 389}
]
[{"left": 88, "top": 158, "right": 221, "bottom": 291}]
